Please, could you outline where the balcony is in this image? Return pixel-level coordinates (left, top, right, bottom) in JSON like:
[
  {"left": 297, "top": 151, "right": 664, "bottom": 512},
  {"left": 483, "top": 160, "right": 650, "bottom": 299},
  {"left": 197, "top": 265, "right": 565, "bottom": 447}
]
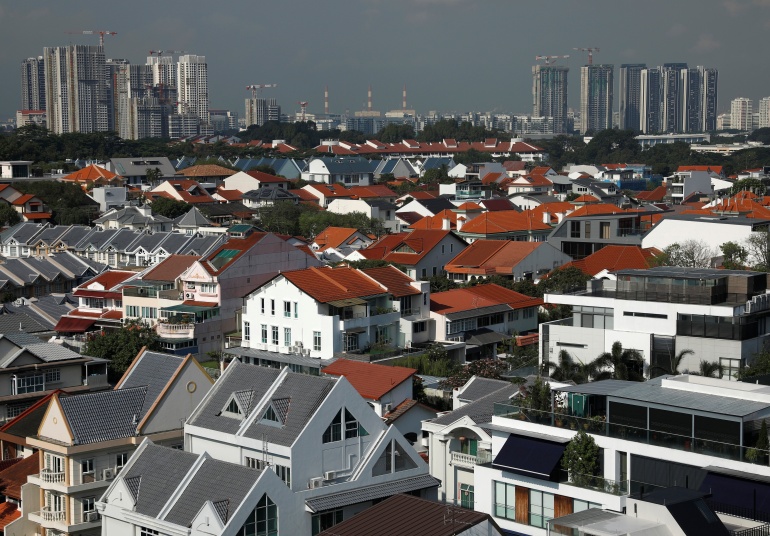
[
  {"left": 40, "top": 469, "right": 65, "bottom": 483},
  {"left": 451, "top": 450, "right": 492, "bottom": 469},
  {"left": 156, "top": 322, "right": 196, "bottom": 339},
  {"left": 493, "top": 403, "right": 765, "bottom": 466},
  {"left": 40, "top": 508, "right": 65, "bottom": 522}
]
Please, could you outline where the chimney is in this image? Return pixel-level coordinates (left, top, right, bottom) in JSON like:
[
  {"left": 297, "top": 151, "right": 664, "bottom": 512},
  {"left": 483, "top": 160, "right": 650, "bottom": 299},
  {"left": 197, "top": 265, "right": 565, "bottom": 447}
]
[
  {"left": 542, "top": 211, "right": 550, "bottom": 224},
  {"left": 368, "top": 85, "right": 372, "bottom": 111},
  {"left": 402, "top": 84, "right": 407, "bottom": 110},
  {"left": 442, "top": 215, "right": 451, "bottom": 231},
  {"left": 457, "top": 216, "right": 466, "bottom": 231},
  {"left": 556, "top": 212, "right": 565, "bottom": 223},
  {"left": 324, "top": 85, "right": 329, "bottom": 115}
]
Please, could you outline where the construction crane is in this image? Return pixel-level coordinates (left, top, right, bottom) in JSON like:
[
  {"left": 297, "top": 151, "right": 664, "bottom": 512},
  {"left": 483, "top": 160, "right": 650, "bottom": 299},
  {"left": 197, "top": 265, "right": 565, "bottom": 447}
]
[
  {"left": 574, "top": 47, "right": 600, "bottom": 65},
  {"left": 535, "top": 55, "right": 570, "bottom": 65},
  {"left": 66, "top": 30, "right": 117, "bottom": 48},
  {"left": 148, "top": 50, "right": 187, "bottom": 58},
  {"left": 246, "top": 84, "right": 277, "bottom": 99},
  {"left": 298, "top": 101, "right": 308, "bottom": 122}
]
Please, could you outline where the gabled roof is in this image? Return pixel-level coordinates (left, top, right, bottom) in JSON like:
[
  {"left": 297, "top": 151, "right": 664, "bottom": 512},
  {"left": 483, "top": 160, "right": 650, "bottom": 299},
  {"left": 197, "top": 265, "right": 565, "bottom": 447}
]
[
  {"left": 360, "top": 229, "right": 462, "bottom": 266},
  {"left": 323, "top": 359, "right": 416, "bottom": 400},
  {"left": 0, "top": 455, "right": 38, "bottom": 502},
  {"left": 459, "top": 210, "right": 550, "bottom": 235},
  {"left": 635, "top": 185, "right": 668, "bottom": 202},
  {"left": 478, "top": 198, "right": 518, "bottom": 212},
  {"left": 76, "top": 269, "right": 135, "bottom": 292},
  {"left": 0, "top": 333, "right": 84, "bottom": 367},
  {"left": 410, "top": 209, "right": 458, "bottom": 230},
  {"left": 283, "top": 266, "right": 387, "bottom": 303},
  {"left": 677, "top": 165, "right": 723, "bottom": 174},
  {"left": 54, "top": 386, "right": 148, "bottom": 444},
  {"left": 199, "top": 231, "right": 268, "bottom": 275},
  {"left": 175, "top": 164, "right": 236, "bottom": 178},
  {"left": 141, "top": 254, "right": 200, "bottom": 282},
  {"left": 430, "top": 284, "right": 542, "bottom": 315},
  {"left": 445, "top": 240, "right": 548, "bottom": 275},
  {"left": 313, "top": 227, "right": 364, "bottom": 251},
  {"left": 245, "top": 170, "right": 287, "bottom": 183},
  {"left": 62, "top": 164, "right": 120, "bottom": 182},
  {"left": 566, "top": 204, "right": 627, "bottom": 217},
  {"left": 567, "top": 246, "right": 662, "bottom": 276},
  {"left": 362, "top": 265, "right": 421, "bottom": 297}
]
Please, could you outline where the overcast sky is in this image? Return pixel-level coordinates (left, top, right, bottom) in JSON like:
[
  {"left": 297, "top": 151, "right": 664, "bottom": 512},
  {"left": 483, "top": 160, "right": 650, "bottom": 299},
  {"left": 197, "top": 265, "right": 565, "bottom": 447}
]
[{"left": 2, "top": 0, "right": 770, "bottom": 123}]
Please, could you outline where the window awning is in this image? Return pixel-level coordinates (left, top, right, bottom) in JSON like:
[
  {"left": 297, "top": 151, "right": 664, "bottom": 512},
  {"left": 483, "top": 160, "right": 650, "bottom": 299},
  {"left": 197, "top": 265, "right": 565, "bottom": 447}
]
[
  {"left": 343, "top": 327, "right": 367, "bottom": 334},
  {"left": 162, "top": 303, "right": 218, "bottom": 313},
  {"left": 492, "top": 433, "right": 567, "bottom": 481},
  {"left": 54, "top": 317, "right": 96, "bottom": 333}
]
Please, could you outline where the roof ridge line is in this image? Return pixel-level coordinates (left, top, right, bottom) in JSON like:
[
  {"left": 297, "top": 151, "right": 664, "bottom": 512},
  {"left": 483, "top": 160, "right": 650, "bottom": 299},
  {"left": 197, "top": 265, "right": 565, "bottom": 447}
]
[{"left": 308, "top": 266, "right": 350, "bottom": 292}]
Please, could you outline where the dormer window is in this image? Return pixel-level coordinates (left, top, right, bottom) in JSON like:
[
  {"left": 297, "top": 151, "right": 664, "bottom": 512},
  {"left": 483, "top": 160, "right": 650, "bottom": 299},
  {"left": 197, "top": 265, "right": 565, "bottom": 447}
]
[
  {"left": 222, "top": 389, "right": 255, "bottom": 420},
  {"left": 262, "top": 405, "right": 279, "bottom": 423},
  {"left": 226, "top": 399, "right": 241, "bottom": 416}
]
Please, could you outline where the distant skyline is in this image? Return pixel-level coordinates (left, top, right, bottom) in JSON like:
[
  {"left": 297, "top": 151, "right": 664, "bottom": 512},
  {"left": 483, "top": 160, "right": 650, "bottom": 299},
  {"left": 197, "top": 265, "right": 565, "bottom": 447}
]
[{"left": 2, "top": 0, "right": 770, "bottom": 124}]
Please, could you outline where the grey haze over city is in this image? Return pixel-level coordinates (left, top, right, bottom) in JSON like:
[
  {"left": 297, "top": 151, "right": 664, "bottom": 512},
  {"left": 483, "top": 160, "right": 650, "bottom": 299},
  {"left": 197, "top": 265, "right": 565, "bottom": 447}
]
[{"left": 2, "top": 0, "right": 770, "bottom": 122}]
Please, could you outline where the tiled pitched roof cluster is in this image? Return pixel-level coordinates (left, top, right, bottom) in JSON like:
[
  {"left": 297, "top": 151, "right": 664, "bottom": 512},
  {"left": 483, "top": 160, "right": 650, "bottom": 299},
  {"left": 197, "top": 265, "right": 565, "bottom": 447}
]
[
  {"left": 362, "top": 265, "right": 421, "bottom": 297},
  {"left": 445, "top": 240, "right": 548, "bottom": 275},
  {"left": 62, "top": 164, "right": 121, "bottom": 183},
  {"left": 313, "top": 227, "right": 364, "bottom": 251},
  {"left": 566, "top": 246, "right": 662, "bottom": 276},
  {"left": 323, "top": 359, "right": 416, "bottom": 400},
  {"left": 360, "top": 229, "right": 459, "bottom": 265},
  {"left": 175, "top": 164, "right": 237, "bottom": 178},
  {"left": 459, "top": 210, "right": 551, "bottom": 235},
  {"left": 283, "top": 266, "right": 387, "bottom": 303},
  {"left": 430, "top": 283, "right": 543, "bottom": 314}
]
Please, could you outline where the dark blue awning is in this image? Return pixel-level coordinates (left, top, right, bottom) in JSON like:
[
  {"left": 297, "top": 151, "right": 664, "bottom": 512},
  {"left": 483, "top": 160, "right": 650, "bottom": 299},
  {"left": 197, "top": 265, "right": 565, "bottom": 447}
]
[
  {"left": 701, "top": 470, "right": 770, "bottom": 520},
  {"left": 492, "top": 433, "right": 567, "bottom": 481}
]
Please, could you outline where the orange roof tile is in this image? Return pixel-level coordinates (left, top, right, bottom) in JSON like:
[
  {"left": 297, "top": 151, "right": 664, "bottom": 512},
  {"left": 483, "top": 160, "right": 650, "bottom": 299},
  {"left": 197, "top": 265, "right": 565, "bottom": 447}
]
[
  {"left": 245, "top": 170, "right": 287, "bottom": 183},
  {"left": 142, "top": 255, "right": 199, "bottom": 282},
  {"left": 379, "top": 229, "right": 459, "bottom": 265},
  {"left": 456, "top": 202, "right": 482, "bottom": 211},
  {"left": 566, "top": 204, "right": 627, "bottom": 217},
  {"left": 159, "top": 179, "right": 216, "bottom": 204},
  {"left": 322, "top": 359, "right": 415, "bottom": 400},
  {"left": 511, "top": 174, "right": 553, "bottom": 188},
  {"left": 677, "top": 165, "right": 723, "bottom": 174},
  {"left": 175, "top": 164, "right": 236, "bottom": 177},
  {"left": 459, "top": 210, "right": 551, "bottom": 235},
  {"left": 313, "top": 227, "right": 361, "bottom": 250},
  {"left": 216, "top": 187, "right": 243, "bottom": 201},
  {"left": 410, "top": 209, "right": 458, "bottom": 230},
  {"left": 79, "top": 270, "right": 136, "bottom": 291},
  {"left": 283, "top": 266, "right": 387, "bottom": 303},
  {"left": 635, "top": 186, "right": 667, "bottom": 202},
  {"left": 62, "top": 164, "right": 120, "bottom": 182},
  {"left": 362, "top": 265, "right": 421, "bottom": 297},
  {"left": 347, "top": 185, "right": 397, "bottom": 198},
  {"left": 201, "top": 232, "right": 268, "bottom": 274},
  {"left": 573, "top": 194, "right": 600, "bottom": 203},
  {"left": 11, "top": 194, "right": 36, "bottom": 205},
  {"left": 430, "top": 284, "right": 542, "bottom": 314},
  {"left": 0, "top": 454, "right": 37, "bottom": 500},
  {"left": 566, "top": 246, "right": 662, "bottom": 276},
  {"left": 445, "top": 240, "right": 547, "bottom": 275}
]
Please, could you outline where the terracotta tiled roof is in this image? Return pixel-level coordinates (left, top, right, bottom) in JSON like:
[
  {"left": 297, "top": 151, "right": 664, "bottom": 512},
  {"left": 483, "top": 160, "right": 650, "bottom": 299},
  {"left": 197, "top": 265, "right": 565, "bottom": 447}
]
[
  {"left": 478, "top": 198, "right": 517, "bottom": 212},
  {"left": 481, "top": 172, "right": 504, "bottom": 185},
  {"left": 200, "top": 232, "right": 268, "bottom": 275},
  {"left": 175, "top": 164, "right": 236, "bottom": 178},
  {"left": 362, "top": 265, "right": 421, "bottom": 297},
  {"left": 511, "top": 174, "right": 553, "bottom": 187},
  {"left": 11, "top": 194, "right": 36, "bottom": 205},
  {"left": 410, "top": 209, "right": 458, "bottom": 230},
  {"left": 157, "top": 179, "right": 216, "bottom": 204},
  {"left": 572, "top": 194, "right": 600, "bottom": 203},
  {"left": 283, "top": 266, "right": 387, "bottom": 303},
  {"left": 677, "top": 165, "right": 723, "bottom": 174},
  {"left": 216, "top": 187, "right": 243, "bottom": 202},
  {"left": 22, "top": 212, "right": 52, "bottom": 220},
  {"left": 503, "top": 161, "right": 527, "bottom": 172},
  {"left": 322, "top": 359, "right": 415, "bottom": 400},
  {"left": 531, "top": 166, "right": 553, "bottom": 175},
  {"left": 0, "top": 500, "right": 21, "bottom": 528},
  {"left": 456, "top": 202, "right": 482, "bottom": 211},
  {"left": 313, "top": 227, "right": 361, "bottom": 250},
  {"left": 445, "top": 240, "right": 547, "bottom": 275},
  {"left": 142, "top": 255, "right": 200, "bottom": 282},
  {"left": 635, "top": 186, "right": 667, "bottom": 202},
  {"left": 294, "top": 189, "right": 320, "bottom": 202},
  {"left": 347, "top": 185, "right": 397, "bottom": 198},
  {"left": 406, "top": 191, "right": 437, "bottom": 200},
  {"left": 566, "top": 204, "right": 627, "bottom": 217},
  {"left": 566, "top": 246, "right": 662, "bottom": 277},
  {"left": 245, "top": 170, "right": 287, "bottom": 183},
  {"left": 376, "top": 229, "right": 458, "bottom": 265},
  {"left": 430, "top": 284, "right": 543, "bottom": 314},
  {"left": 62, "top": 164, "right": 120, "bottom": 182},
  {"left": 459, "top": 210, "right": 551, "bottom": 235},
  {"left": 0, "top": 455, "right": 42, "bottom": 501},
  {"left": 528, "top": 202, "right": 576, "bottom": 223},
  {"left": 79, "top": 270, "right": 136, "bottom": 291}
]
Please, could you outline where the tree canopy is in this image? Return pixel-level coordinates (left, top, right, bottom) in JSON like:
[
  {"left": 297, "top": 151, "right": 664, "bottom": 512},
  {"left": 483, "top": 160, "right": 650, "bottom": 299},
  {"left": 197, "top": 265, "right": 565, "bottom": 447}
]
[
  {"left": 82, "top": 320, "right": 161, "bottom": 381},
  {"left": 150, "top": 197, "right": 192, "bottom": 219},
  {"left": 12, "top": 180, "right": 97, "bottom": 225}
]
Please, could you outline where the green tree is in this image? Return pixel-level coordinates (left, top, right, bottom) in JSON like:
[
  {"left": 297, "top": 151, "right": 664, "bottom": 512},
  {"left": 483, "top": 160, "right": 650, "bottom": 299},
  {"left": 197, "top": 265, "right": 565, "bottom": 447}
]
[
  {"left": 254, "top": 164, "right": 276, "bottom": 175},
  {"left": 721, "top": 241, "right": 748, "bottom": 270},
  {"left": 562, "top": 430, "right": 600, "bottom": 485},
  {"left": 145, "top": 167, "right": 162, "bottom": 184},
  {"left": 258, "top": 201, "right": 311, "bottom": 236},
  {"left": 0, "top": 203, "right": 21, "bottom": 227},
  {"left": 376, "top": 124, "right": 416, "bottom": 143},
  {"left": 150, "top": 197, "right": 192, "bottom": 219},
  {"left": 730, "top": 177, "right": 766, "bottom": 196},
  {"left": 539, "top": 266, "right": 591, "bottom": 295},
  {"left": 593, "top": 341, "right": 645, "bottom": 381},
  {"left": 738, "top": 349, "right": 770, "bottom": 379},
  {"left": 758, "top": 419, "right": 769, "bottom": 453},
  {"left": 439, "top": 358, "right": 509, "bottom": 389},
  {"left": 656, "top": 240, "right": 715, "bottom": 268},
  {"left": 424, "top": 275, "right": 460, "bottom": 293},
  {"left": 744, "top": 228, "right": 770, "bottom": 271},
  {"left": 748, "top": 127, "right": 770, "bottom": 145},
  {"left": 522, "top": 376, "right": 551, "bottom": 412},
  {"left": 649, "top": 348, "right": 695, "bottom": 377},
  {"left": 542, "top": 350, "right": 595, "bottom": 384},
  {"left": 82, "top": 320, "right": 161, "bottom": 381},
  {"left": 692, "top": 360, "right": 724, "bottom": 378}
]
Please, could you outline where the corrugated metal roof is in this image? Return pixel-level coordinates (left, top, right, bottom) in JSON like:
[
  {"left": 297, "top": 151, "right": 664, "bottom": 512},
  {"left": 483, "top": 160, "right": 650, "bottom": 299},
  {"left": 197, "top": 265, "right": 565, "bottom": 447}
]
[{"left": 306, "top": 474, "right": 441, "bottom": 513}]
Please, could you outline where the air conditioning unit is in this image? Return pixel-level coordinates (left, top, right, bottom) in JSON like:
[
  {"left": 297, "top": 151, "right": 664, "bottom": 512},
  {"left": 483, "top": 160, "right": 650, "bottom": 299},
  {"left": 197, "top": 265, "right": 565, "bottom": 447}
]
[
  {"left": 308, "top": 477, "right": 324, "bottom": 489},
  {"left": 185, "top": 293, "right": 194, "bottom": 299},
  {"left": 85, "top": 511, "right": 100, "bottom": 522},
  {"left": 324, "top": 471, "right": 336, "bottom": 481},
  {"left": 383, "top": 403, "right": 392, "bottom": 413},
  {"left": 303, "top": 349, "right": 310, "bottom": 356},
  {"left": 295, "top": 341, "right": 303, "bottom": 348},
  {"left": 102, "top": 468, "right": 115, "bottom": 480},
  {"left": 289, "top": 346, "right": 297, "bottom": 353}
]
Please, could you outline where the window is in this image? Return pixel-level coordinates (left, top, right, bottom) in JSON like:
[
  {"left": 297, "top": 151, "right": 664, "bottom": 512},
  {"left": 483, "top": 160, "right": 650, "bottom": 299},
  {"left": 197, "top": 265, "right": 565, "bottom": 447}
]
[
  {"left": 573, "top": 499, "right": 601, "bottom": 512},
  {"left": 116, "top": 453, "right": 128, "bottom": 473},
  {"left": 13, "top": 374, "right": 44, "bottom": 395},
  {"left": 6, "top": 402, "right": 31, "bottom": 419},
  {"left": 245, "top": 457, "right": 266, "bottom": 470},
  {"left": 141, "top": 306, "right": 157, "bottom": 319},
  {"left": 270, "top": 299, "right": 275, "bottom": 316},
  {"left": 523, "top": 307, "right": 534, "bottom": 319},
  {"left": 414, "top": 321, "right": 426, "bottom": 334},
  {"left": 424, "top": 293, "right": 427, "bottom": 306},
  {"left": 226, "top": 398, "right": 242, "bottom": 415},
  {"left": 720, "top": 357, "right": 742, "bottom": 380},
  {"left": 44, "top": 369, "right": 60, "bottom": 383},
  {"left": 244, "top": 322, "right": 251, "bottom": 342},
  {"left": 323, "top": 410, "right": 342, "bottom": 443},
  {"left": 345, "top": 409, "right": 367, "bottom": 439},
  {"left": 83, "top": 496, "right": 96, "bottom": 513},
  {"left": 623, "top": 311, "right": 667, "bottom": 319},
  {"left": 372, "top": 439, "right": 417, "bottom": 476},
  {"left": 273, "top": 464, "right": 291, "bottom": 487},
  {"left": 261, "top": 298, "right": 265, "bottom": 314},
  {"left": 201, "top": 283, "right": 216, "bottom": 293},
  {"left": 460, "top": 483, "right": 474, "bottom": 509},
  {"left": 600, "top": 221, "right": 611, "bottom": 239},
  {"left": 271, "top": 326, "right": 279, "bottom": 345},
  {"left": 460, "top": 437, "right": 477, "bottom": 456},
  {"left": 421, "top": 268, "right": 427, "bottom": 278},
  {"left": 312, "top": 510, "right": 343, "bottom": 535},
  {"left": 529, "top": 489, "right": 554, "bottom": 528},
  {"left": 570, "top": 221, "right": 581, "bottom": 238},
  {"left": 313, "top": 331, "right": 321, "bottom": 351},
  {"left": 261, "top": 324, "right": 268, "bottom": 344},
  {"left": 284, "top": 327, "right": 291, "bottom": 347},
  {"left": 126, "top": 305, "right": 140, "bottom": 317},
  {"left": 494, "top": 481, "right": 516, "bottom": 520},
  {"left": 237, "top": 494, "right": 278, "bottom": 536},
  {"left": 584, "top": 221, "right": 591, "bottom": 238},
  {"left": 81, "top": 459, "right": 94, "bottom": 482},
  {"left": 262, "top": 405, "right": 279, "bottom": 423},
  {"left": 140, "top": 528, "right": 161, "bottom": 536},
  {"left": 293, "top": 302, "right": 298, "bottom": 318},
  {"left": 284, "top": 301, "right": 291, "bottom": 317}
]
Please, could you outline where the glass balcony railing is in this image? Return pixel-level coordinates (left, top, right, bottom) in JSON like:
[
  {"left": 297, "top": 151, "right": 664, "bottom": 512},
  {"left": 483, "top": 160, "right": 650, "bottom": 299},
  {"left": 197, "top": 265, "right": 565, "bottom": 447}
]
[{"left": 493, "top": 403, "right": 768, "bottom": 466}]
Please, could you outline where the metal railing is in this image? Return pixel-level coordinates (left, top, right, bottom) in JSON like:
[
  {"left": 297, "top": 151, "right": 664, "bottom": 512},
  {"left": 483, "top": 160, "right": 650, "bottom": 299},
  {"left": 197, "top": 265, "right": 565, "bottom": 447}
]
[
  {"left": 559, "top": 469, "right": 628, "bottom": 495},
  {"left": 707, "top": 499, "right": 770, "bottom": 525},
  {"left": 493, "top": 403, "right": 770, "bottom": 465}
]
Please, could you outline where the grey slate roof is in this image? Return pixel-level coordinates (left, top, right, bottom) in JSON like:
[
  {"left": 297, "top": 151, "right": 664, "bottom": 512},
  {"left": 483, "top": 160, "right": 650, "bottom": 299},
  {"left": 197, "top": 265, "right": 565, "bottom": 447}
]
[
  {"left": 57, "top": 386, "right": 148, "bottom": 444},
  {"left": 174, "top": 207, "right": 212, "bottom": 227},
  {"left": 0, "top": 333, "right": 84, "bottom": 366},
  {"left": 119, "top": 350, "right": 186, "bottom": 418},
  {"left": 163, "top": 456, "right": 260, "bottom": 527},
  {"left": 0, "top": 305, "right": 49, "bottom": 334},
  {"left": 0, "top": 222, "right": 46, "bottom": 245},
  {"left": 110, "top": 157, "right": 176, "bottom": 178},
  {"left": 94, "top": 206, "right": 172, "bottom": 225},
  {"left": 432, "top": 384, "right": 518, "bottom": 427},
  {"left": 123, "top": 443, "right": 199, "bottom": 517},
  {"left": 305, "top": 474, "right": 441, "bottom": 513},
  {"left": 458, "top": 377, "right": 513, "bottom": 402},
  {"left": 315, "top": 156, "right": 374, "bottom": 175},
  {"left": 189, "top": 360, "right": 336, "bottom": 446}
]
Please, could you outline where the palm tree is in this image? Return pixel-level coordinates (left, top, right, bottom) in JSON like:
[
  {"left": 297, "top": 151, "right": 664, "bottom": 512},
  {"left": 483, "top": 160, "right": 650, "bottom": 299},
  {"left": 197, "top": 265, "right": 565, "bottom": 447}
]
[
  {"left": 690, "top": 360, "right": 724, "bottom": 378},
  {"left": 542, "top": 350, "right": 596, "bottom": 384},
  {"left": 593, "top": 341, "right": 645, "bottom": 382},
  {"left": 650, "top": 349, "right": 695, "bottom": 377}
]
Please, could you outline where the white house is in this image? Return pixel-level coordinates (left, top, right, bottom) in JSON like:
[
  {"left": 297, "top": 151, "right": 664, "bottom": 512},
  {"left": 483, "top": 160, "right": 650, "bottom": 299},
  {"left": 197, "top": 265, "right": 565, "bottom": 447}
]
[
  {"left": 223, "top": 170, "right": 290, "bottom": 192},
  {"left": 301, "top": 156, "right": 374, "bottom": 186},
  {"left": 240, "top": 265, "right": 432, "bottom": 360},
  {"left": 178, "top": 360, "right": 438, "bottom": 535},
  {"left": 326, "top": 198, "right": 399, "bottom": 232}
]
